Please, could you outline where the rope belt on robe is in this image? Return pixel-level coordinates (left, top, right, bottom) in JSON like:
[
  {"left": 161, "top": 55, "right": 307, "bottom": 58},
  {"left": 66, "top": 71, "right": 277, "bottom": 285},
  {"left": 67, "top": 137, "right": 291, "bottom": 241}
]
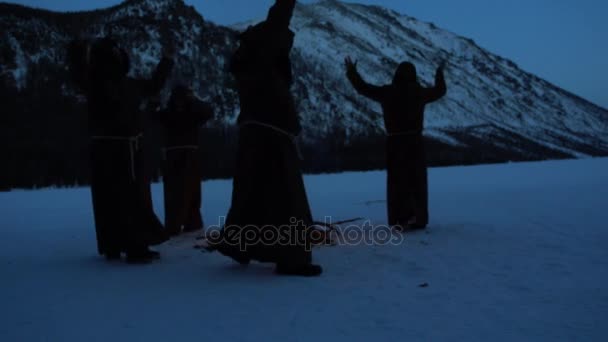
[
  {"left": 90, "top": 133, "right": 144, "bottom": 180},
  {"left": 240, "top": 120, "right": 303, "bottom": 160},
  {"left": 162, "top": 145, "right": 199, "bottom": 160}
]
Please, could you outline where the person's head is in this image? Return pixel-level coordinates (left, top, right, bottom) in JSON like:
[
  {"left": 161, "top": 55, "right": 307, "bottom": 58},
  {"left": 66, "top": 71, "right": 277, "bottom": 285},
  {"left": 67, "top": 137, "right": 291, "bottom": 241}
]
[
  {"left": 66, "top": 39, "right": 90, "bottom": 82},
  {"left": 266, "top": 0, "right": 296, "bottom": 28},
  {"left": 392, "top": 61, "right": 417, "bottom": 86},
  {"left": 87, "top": 37, "right": 130, "bottom": 82},
  {"left": 169, "top": 84, "right": 193, "bottom": 111},
  {"left": 66, "top": 36, "right": 130, "bottom": 91}
]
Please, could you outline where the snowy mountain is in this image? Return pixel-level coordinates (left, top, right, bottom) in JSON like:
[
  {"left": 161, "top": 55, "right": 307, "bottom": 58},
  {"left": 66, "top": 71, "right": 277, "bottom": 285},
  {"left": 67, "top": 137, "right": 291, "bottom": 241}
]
[
  {"left": 289, "top": 0, "right": 608, "bottom": 156},
  {"left": 1, "top": 0, "right": 607, "bottom": 188},
  {"left": 0, "top": 0, "right": 240, "bottom": 113}
]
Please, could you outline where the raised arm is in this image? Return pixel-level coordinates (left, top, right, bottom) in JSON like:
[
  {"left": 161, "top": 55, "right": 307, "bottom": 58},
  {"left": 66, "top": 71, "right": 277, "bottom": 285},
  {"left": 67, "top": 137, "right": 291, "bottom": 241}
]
[
  {"left": 422, "top": 63, "right": 447, "bottom": 103},
  {"left": 190, "top": 97, "right": 214, "bottom": 125},
  {"left": 135, "top": 56, "right": 174, "bottom": 98},
  {"left": 345, "top": 57, "right": 385, "bottom": 102},
  {"left": 129, "top": 41, "right": 175, "bottom": 98},
  {"left": 266, "top": 0, "right": 296, "bottom": 30},
  {"left": 276, "top": 32, "right": 294, "bottom": 85}
]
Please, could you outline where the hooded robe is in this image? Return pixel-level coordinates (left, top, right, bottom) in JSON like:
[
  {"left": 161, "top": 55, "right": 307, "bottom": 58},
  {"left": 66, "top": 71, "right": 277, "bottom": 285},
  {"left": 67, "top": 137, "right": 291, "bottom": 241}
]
[
  {"left": 68, "top": 37, "right": 173, "bottom": 256},
  {"left": 159, "top": 86, "right": 213, "bottom": 235},
  {"left": 212, "top": 0, "right": 314, "bottom": 266},
  {"left": 347, "top": 61, "right": 447, "bottom": 228}
]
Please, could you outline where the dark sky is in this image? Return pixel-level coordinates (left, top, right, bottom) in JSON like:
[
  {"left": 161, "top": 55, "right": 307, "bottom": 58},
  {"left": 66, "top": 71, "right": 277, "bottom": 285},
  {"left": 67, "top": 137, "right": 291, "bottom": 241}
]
[{"left": 7, "top": 0, "right": 608, "bottom": 109}]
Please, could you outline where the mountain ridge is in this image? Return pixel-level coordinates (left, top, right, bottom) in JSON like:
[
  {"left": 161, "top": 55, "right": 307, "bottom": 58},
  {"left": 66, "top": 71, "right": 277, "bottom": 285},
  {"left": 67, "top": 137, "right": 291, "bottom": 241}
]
[{"left": 1, "top": 0, "right": 607, "bottom": 188}]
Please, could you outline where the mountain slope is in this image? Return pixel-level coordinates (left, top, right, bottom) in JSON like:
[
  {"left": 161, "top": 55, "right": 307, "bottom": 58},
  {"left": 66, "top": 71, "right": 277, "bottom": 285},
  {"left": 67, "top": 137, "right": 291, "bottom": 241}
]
[
  {"left": 0, "top": 0, "right": 239, "bottom": 114},
  {"left": 1, "top": 0, "right": 607, "bottom": 188},
  {"left": 288, "top": 0, "right": 608, "bottom": 156}
]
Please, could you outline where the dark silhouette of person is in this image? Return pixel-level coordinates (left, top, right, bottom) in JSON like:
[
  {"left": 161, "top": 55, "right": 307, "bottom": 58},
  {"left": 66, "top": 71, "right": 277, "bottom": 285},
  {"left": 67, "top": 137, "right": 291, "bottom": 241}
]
[
  {"left": 208, "top": 0, "right": 322, "bottom": 277},
  {"left": 345, "top": 57, "right": 447, "bottom": 230},
  {"left": 157, "top": 85, "right": 213, "bottom": 236},
  {"left": 67, "top": 37, "right": 173, "bottom": 263}
]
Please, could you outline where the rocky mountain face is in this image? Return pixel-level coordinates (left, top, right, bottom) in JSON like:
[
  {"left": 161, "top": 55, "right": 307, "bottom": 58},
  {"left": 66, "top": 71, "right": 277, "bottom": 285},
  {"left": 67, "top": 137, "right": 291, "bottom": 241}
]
[{"left": 1, "top": 0, "right": 607, "bottom": 189}]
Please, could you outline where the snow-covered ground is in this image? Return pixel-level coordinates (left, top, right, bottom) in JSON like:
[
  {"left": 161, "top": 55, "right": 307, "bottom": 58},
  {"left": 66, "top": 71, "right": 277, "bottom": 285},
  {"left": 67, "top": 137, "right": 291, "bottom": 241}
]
[{"left": 1, "top": 158, "right": 607, "bottom": 341}]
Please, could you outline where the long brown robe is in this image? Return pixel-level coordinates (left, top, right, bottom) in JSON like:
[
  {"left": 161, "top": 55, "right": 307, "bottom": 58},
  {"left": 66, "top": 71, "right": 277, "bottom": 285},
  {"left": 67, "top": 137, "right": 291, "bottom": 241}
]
[
  {"left": 213, "top": 1, "right": 313, "bottom": 266},
  {"left": 72, "top": 39, "right": 173, "bottom": 255},
  {"left": 160, "top": 96, "right": 213, "bottom": 234},
  {"left": 347, "top": 63, "right": 447, "bottom": 227}
]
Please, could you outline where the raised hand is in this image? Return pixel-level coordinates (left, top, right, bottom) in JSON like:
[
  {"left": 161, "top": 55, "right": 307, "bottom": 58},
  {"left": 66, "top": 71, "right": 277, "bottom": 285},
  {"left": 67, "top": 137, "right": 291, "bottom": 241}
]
[
  {"left": 344, "top": 56, "right": 358, "bottom": 74},
  {"left": 437, "top": 60, "right": 447, "bottom": 72},
  {"left": 344, "top": 56, "right": 361, "bottom": 82}
]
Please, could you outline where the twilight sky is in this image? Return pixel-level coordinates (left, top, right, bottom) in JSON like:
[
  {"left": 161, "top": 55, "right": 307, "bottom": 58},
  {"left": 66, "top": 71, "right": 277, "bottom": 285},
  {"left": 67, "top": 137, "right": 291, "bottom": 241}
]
[{"left": 6, "top": 0, "right": 608, "bottom": 108}]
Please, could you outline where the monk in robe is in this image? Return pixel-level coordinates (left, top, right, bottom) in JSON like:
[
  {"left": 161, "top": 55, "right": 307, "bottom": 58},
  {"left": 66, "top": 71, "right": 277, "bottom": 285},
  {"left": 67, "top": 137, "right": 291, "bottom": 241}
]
[
  {"left": 345, "top": 57, "right": 447, "bottom": 230},
  {"left": 159, "top": 85, "right": 213, "bottom": 236},
  {"left": 67, "top": 37, "right": 173, "bottom": 263},
  {"left": 209, "top": 0, "right": 322, "bottom": 276}
]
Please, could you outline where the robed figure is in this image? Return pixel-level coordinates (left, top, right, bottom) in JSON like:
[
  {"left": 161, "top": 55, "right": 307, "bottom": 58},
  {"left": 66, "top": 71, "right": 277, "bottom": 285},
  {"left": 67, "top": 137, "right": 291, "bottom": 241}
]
[
  {"left": 210, "top": 0, "right": 322, "bottom": 276},
  {"left": 159, "top": 85, "right": 213, "bottom": 236},
  {"left": 345, "top": 57, "right": 447, "bottom": 230},
  {"left": 67, "top": 37, "right": 173, "bottom": 263}
]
